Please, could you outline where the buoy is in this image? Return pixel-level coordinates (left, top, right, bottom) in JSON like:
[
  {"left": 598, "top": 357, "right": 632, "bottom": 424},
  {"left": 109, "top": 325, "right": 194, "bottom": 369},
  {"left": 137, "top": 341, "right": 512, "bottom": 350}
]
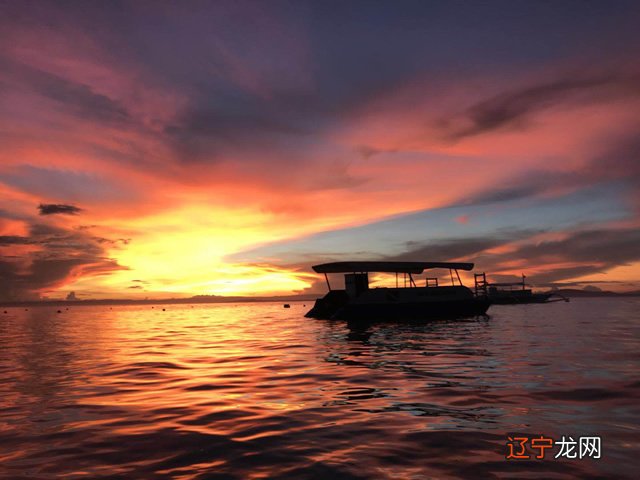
[
  {"left": 283, "top": 304, "right": 291, "bottom": 308},
  {"left": 162, "top": 308, "right": 166, "bottom": 311},
  {"left": 57, "top": 310, "right": 62, "bottom": 313}
]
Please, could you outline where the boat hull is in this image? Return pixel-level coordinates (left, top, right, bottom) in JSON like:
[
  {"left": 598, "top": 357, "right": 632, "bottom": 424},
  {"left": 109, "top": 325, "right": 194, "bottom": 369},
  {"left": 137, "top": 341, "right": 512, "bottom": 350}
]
[
  {"left": 489, "top": 293, "right": 552, "bottom": 304},
  {"left": 306, "top": 296, "right": 490, "bottom": 321},
  {"left": 336, "top": 298, "right": 490, "bottom": 321}
]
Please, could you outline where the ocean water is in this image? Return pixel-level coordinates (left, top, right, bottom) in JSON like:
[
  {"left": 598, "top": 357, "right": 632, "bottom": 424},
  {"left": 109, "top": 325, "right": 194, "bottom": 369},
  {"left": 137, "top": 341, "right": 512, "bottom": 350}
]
[{"left": 0, "top": 298, "right": 638, "bottom": 479}]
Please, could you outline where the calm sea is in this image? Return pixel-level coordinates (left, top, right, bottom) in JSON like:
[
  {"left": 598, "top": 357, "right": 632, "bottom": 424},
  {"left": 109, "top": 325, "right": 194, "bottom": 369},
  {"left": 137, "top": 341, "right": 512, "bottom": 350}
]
[{"left": 1, "top": 298, "right": 638, "bottom": 479}]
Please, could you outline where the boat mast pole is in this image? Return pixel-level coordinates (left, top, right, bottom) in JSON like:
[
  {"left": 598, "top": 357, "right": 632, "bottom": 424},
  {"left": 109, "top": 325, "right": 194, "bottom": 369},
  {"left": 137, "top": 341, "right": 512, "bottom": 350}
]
[{"left": 324, "top": 273, "right": 331, "bottom": 291}]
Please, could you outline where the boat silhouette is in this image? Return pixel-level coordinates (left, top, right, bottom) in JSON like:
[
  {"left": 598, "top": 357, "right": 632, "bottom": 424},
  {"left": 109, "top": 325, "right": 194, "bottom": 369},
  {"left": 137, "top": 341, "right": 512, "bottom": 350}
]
[
  {"left": 487, "top": 274, "right": 569, "bottom": 304},
  {"left": 305, "top": 261, "right": 491, "bottom": 321}
]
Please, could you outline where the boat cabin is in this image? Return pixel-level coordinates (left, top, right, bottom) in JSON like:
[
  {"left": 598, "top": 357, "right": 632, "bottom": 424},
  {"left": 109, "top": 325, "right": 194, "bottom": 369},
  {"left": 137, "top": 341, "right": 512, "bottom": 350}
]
[{"left": 315, "top": 261, "right": 475, "bottom": 292}]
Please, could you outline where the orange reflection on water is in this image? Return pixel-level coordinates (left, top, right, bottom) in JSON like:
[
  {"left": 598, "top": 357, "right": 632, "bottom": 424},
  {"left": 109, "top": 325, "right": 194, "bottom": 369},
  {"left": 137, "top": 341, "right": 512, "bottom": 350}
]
[{"left": 1, "top": 300, "right": 638, "bottom": 479}]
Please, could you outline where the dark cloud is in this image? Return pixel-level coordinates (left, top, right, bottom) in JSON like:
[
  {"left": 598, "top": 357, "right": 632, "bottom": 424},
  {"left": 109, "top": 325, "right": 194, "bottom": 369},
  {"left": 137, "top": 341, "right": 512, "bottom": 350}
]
[
  {"left": 30, "top": 223, "right": 65, "bottom": 236},
  {"left": 27, "top": 258, "right": 90, "bottom": 290},
  {"left": 455, "top": 167, "right": 594, "bottom": 206},
  {"left": 458, "top": 182, "right": 549, "bottom": 206},
  {"left": 487, "top": 228, "right": 640, "bottom": 283},
  {"left": 441, "top": 69, "right": 640, "bottom": 140},
  {"left": 511, "top": 228, "right": 640, "bottom": 266},
  {"left": 0, "top": 219, "right": 126, "bottom": 301},
  {"left": 1, "top": 58, "right": 132, "bottom": 127},
  {"left": 447, "top": 76, "right": 615, "bottom": 139},
  {"left": 373, "top": 227, "right": 640, "bottom": 285},
  {"left": 527, "top": 265, "right": 607, "bottom": 284},
  {"left": 456, "top": 129, "right": 640, "bottom": 207},
  {"left": 95, "top": 237, "right": 130, "bottom": 246},
  {"left": 162, "top": 90, "right": 321, "bottom": 163},
  {"left": 38, "top": 203, "right": 82, "bottom": 215},
  {"left": 0, "top": 235, "right": 30, "bottom": 245},
  {"left": 384, "top": 237, "right": 509, "bottom": 263}
]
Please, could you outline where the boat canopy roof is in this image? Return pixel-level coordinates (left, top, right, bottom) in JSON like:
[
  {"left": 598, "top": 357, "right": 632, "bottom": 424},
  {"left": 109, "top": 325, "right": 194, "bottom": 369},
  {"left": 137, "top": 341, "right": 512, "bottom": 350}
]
[{"left": 312, "top": 261, "right": 474, "bottom": 274}]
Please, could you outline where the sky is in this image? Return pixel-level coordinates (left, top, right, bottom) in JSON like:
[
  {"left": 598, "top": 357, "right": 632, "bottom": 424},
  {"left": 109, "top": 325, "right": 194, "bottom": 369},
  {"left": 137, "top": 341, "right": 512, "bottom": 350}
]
[{"left": 1, "top": 0, "right": 640, "bottom": 300}]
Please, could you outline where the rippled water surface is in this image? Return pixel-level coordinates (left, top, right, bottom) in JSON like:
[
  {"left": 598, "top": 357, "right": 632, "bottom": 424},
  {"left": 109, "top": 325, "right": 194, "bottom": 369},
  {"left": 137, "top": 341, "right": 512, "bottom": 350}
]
[{"left": 1, "top": 299, "right": 639, "bottom": 479}]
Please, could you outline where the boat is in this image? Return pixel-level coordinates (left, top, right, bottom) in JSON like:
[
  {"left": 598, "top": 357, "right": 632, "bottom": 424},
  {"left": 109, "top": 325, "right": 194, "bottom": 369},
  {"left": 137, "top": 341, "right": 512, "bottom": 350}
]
[
  {"left": 486, "top": 274, "right": 569, "bottom": 304},
  {"left": 304, "top": 261, "right": 491, "bottom": 321}
]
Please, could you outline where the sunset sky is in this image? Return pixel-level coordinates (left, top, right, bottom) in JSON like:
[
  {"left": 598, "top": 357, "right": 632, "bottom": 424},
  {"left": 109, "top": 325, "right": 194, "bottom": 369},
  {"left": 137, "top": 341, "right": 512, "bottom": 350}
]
[{"left": 1, "top": 0, "right": 640, "bottom": 300}]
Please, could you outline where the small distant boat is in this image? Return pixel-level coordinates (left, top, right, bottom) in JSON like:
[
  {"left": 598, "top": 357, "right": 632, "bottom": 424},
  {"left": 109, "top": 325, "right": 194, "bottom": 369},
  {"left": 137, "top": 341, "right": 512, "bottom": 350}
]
[
  {"left": 487, "top": 274, "right": 569, "bottom": 304},
  {"left": 304, "top": 261, "right": 490, "bottom": 321}
]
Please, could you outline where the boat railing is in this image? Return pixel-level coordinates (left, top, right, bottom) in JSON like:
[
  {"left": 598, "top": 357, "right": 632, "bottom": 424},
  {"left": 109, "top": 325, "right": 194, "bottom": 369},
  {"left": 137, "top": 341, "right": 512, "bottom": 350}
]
[{"left": 474, "top": 272, "right": 488, "bottom": 297}]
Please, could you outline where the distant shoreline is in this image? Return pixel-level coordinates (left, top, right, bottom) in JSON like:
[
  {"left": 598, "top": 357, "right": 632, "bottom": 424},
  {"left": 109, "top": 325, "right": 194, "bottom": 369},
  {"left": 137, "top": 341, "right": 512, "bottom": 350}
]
[
  {"left": 1, "top": 289, "right": 639, "bottom": 307},
  {"left": 0, "top": 294, "right": 319, "bottom": 308},
  {"left": 544, "top": 288, "right": 640, "bottom": 298}
]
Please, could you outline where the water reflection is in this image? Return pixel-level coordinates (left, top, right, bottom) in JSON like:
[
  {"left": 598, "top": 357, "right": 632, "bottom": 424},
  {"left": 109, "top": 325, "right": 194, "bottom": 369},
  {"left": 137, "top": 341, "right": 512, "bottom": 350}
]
[{"left": 0, "top": 300, "right": 638, "bottom": 479}]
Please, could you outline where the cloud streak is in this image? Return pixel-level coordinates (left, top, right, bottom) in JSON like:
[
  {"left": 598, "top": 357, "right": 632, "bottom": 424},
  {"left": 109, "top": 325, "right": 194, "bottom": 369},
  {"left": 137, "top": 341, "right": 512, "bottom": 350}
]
[
  {"left": 38, "top": 204, "right": 83, "bottom": 216},
  {"left": 378, "top": 227, "right": 640, "bottom": 286},
  {"left": 443, "top": 75, "right": 618, "bottom": 140}
]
